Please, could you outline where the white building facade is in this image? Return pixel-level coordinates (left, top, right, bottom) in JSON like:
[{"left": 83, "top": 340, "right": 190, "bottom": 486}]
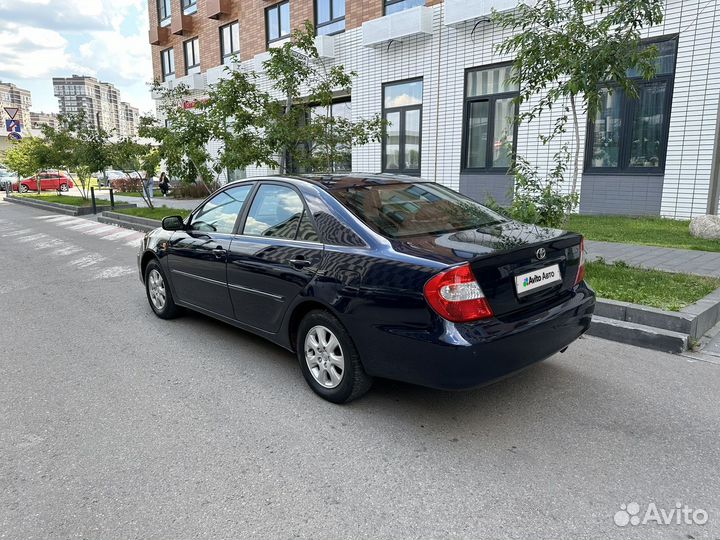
[{"left": 153, "top": 0, "right": 720, "bottom": 218}]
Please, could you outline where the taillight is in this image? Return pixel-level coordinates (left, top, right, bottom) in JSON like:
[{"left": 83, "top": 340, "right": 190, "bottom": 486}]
[
  {"left": 575, "top": 237, "right": 586, "bottom": 285},
  {"left": 424, "top": 263, "right": 493, "bottom": 323}
]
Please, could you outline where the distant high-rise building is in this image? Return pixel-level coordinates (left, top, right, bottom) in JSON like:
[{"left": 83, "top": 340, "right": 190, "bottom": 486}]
[
  {"left": 29, "top": 111, "right": 59, "bottom": 131},
  {"left": 52, "top": 75, "right": 139, "bottom": 137},
  {"left": 119, "top": 102, "right": 140, "bottom": 138},
  {"left": 0, "top": 81, "right": 32, "bottom": 132}
]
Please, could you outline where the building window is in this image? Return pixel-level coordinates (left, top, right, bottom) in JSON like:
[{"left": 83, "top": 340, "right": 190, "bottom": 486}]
[
  {"left": 290, "top": 100, "right": 353, "bottom": 174},
  {"left": 220, "top": 22, "right": 240, "bottom": 65},
  {"left": 182, "top": 0, "right": 197, "bottom": 15},
  {"left": 161, "top": 47, "right": 175, "bottom": 81},
  {"left": 462, "top": 63, "right": 519, "bottom": 172},
  {"left": 266, "top": 1, "right": 291, "bottom": 47},
  {"left": 382, "top": 79, "right": 423, "bottom": 175},
  {"left": 183, "top": 38, "right": 201, "bottom": 75},
  {"left": 586, "top": 37, "right": 677, "bottom": 174},
  {"left": 157, "top": 0, "right": 171, "bottom": 26},
  {"left": 384, "top": 0, "right": 424, "bottom": 15},
  {"left": 316, "top": 0, "right": 345, "bottom": 35}
]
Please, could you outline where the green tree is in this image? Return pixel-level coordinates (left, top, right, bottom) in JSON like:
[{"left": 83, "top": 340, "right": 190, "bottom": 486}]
[
  {"left": 203, "top": 61, "right": 276, "bottom": 177},
  {"left": 141, "top": 84, "right": 215, "bottom": 192},
  {"left": 262, "top": 22, "right": 385, "bottom": 174},
  {"left": 110, "top": 138, "right": 161, "bottom": 209},
  {"left": 493, "top": 0, "right": 664, "bottom": 194},
  {"left": 3, "top": 137, "right": 52, "bottom": 186},
  {"left": 41, "top": 112, "right": 112, "bottom": 199}
]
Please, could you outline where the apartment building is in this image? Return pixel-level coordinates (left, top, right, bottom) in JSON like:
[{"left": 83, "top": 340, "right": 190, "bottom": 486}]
[
  {"left": 120, "top": 102, "right": 141, "bottom": 138},
  {"left": 29, "top": 111, "right": 59, "bottom": 131},
  {"left": 0, "top": 81, "right": 32, "bottom": 131},
  {"left": 148, "top": 0, "right": 720, "bottom": 218},
  {"left": 53, "top": 76, "right": 140, "bottom": 137}
]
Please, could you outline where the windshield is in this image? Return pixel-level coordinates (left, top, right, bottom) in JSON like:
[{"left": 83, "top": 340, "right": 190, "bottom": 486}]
[{"left": 331, "top": 182, "right": 507, "bottom": 238}]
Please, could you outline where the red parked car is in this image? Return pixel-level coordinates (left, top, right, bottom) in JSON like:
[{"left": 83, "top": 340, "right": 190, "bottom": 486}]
[{"left": 13, "top": 172, "right": 74, "bottom": 193}]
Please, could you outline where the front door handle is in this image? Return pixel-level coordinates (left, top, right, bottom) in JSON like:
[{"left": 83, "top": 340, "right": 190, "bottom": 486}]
[
  {"left": 213, "top": 247, "right": 227, "bottom": 260},
  {"left": 289, "top": 258, "right": 312, "bottom": 269}
]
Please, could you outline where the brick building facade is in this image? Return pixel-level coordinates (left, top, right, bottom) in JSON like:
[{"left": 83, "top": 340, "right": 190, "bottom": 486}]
[{"left": 148, "top": 0, "right": 720, "bottom": 218}]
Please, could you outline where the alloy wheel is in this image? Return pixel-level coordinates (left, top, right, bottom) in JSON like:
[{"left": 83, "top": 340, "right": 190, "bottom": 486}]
[
  {"left": 304, "top": 325, "right": 345, "bottom": 389},
  {"left": 148, "top": 269, "right": 167, "bottom": 311}
]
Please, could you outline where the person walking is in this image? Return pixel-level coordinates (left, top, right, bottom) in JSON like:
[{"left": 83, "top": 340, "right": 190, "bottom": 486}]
[{"left": 159, "top": 172, "right": 170, "bottom": 197}]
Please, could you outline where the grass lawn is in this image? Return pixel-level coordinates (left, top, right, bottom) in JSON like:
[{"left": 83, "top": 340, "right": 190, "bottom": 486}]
[
  {"left": 566, "top": 215, "right": 720, "bottom": 252},
  {"left": 16, "top": 193, "right": 93, "bottom": 206},
  {"left": 115, "top": 206, "right": 191, "bottom": 221},
  {"left": 585, "top": 260, "right": 720, "bottom": 311}
]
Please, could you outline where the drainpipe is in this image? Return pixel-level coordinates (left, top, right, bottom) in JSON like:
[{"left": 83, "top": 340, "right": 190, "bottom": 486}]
[{"left": 707, "top": 91, "right": 720, "bottom": 215}]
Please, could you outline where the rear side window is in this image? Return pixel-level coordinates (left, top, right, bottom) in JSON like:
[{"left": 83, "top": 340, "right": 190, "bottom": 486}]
[
  {"left": 331, "top": 182, "right": 506, "bottom": 238},
  {"left": 243, "top": 184, "right": 319, "bottom": 241},
  {"left": 190, "top": 185, "right": 252, "bottom": 234}
]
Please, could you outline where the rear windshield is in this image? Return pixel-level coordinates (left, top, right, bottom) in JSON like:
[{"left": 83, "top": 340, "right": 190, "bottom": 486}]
[{"left": 331, "top": 182, "right": 506, "bottom": 238}]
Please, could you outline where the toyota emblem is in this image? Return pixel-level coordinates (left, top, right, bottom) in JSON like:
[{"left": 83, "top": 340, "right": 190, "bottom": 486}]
[{"left": 536, "top": 248, "right": 547, "bottom": 260}]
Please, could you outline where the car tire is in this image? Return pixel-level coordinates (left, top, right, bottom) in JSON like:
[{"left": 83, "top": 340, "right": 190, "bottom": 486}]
[
  {"left": 145, "top": 260, "right": 181, "bottom": 320},
  {"left": 19, "top": 184, "right": 28, "bottom": 193},
  {"left": 59, "top": 184, "right": 68, "bottom": 192},
  {"left": 297, "top": 310, "right": 373, "bottom": 404}
]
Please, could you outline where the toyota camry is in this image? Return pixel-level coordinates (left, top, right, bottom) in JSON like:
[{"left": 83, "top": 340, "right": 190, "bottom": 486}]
[{"left": 138, "top": 174, "right": 595, "bottom": 403}]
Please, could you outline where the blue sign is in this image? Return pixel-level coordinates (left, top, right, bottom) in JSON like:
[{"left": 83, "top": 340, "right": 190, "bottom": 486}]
[
  {"left": 8, "top": 132, "right": 22, "bottom": 141},
  {"left": 6, "top": 119, "right": 21, "bottom": 133}
]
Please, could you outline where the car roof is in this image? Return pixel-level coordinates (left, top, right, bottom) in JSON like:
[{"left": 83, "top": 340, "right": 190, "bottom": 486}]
[{"left": 229, "top": 173, "right": 429, "bottom": 191}]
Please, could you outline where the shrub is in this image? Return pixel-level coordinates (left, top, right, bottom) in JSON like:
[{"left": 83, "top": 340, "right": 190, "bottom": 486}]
[
  {"left": 172, "top": 181, "right": 220, "bottom": 199},
  {"left": 506, "top": 149, "right": 579, "bottom": 229},
  {"left": 111, "top": 176, "right": 143, "bottom": 193}
]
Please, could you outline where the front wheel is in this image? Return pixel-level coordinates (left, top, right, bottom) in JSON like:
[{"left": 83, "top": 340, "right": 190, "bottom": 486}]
[
  {"left": 297, "top": 310, "right": 372, "bottom": 404},
  {"left": 145, "top": 260, "right": 180, "bottom": 319},
  {"left": 19, "top": 184, "right": 29, "bottom": 193},
  {"left": 59, "top": 183, "right": 69, "bottom": 192}
]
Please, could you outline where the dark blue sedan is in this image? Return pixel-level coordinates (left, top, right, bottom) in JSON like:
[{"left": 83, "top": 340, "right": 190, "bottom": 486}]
[{"left": 138, "top": 174, "right": 595, "bottom": 403}]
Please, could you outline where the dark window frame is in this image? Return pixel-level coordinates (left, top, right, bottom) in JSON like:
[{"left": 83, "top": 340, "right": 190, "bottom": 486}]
[
  {"left": 381, "top": 77, "right": 423, "bottom": 176},
  {"left": 315, "top": 0, "right": 345, "bottom": 36},
  {"left": 460, "top": 61, "right": 520, "bottom": 174},
  {"left": 188, "top": 184, "right": 255, "bottom": 234},
  {"left": 160, "top": 47, "right": 175, "bottom": 81},
  {"left": 584, "top": 35, "right": 679, "bottom": 176},
  {"left": 183, "top": 37, "right": 201, "bottom": 75},
  {"left": 265, "top": 1, "right": 291, "bottom": 48},
  {"left": 157, "top": 0, "right": 171, "bottom": 26},
  {"left": 383, "top": 0, "right": 425, "bottom": 15},
  {"left": 220, "top": 21, "right": 241, "bottom": 64}
]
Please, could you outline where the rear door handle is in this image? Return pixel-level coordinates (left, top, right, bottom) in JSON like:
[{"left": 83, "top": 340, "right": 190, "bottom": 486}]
[
  {"left": 213, "top": 247, "right": 227, "bottom": 259},
  {"left": 289, "top": 258, "right": 312, "bottom": 269}
]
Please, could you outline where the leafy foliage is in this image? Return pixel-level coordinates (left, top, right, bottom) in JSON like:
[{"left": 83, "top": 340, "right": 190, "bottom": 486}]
[
  {"left": 3, "top": 137, "right": 53, "bottom": 180},
  {"left": 109, "top": 138, "right": 160, "bottom": 208},
  {"left": 493, "top": 0, "right": 664, "bottom": 193}
]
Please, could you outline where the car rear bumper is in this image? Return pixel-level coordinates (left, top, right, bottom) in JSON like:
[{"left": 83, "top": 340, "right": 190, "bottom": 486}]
[{"left": 357, "top": 284, "right": 595, "bottom": 390}]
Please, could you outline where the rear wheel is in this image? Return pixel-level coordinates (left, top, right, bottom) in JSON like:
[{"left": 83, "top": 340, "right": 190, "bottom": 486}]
[
  {"left": 59, "top": 183, "right": 68, "bottom": 192},
  {"left": 145, "top": 260, "right": 180, "bottom": 319},
  {"left": 297, "top": 310, "right": 372, "bottom": 403},
  {"left": 19, "top": 184, "right": 28, "bottom": 193}
]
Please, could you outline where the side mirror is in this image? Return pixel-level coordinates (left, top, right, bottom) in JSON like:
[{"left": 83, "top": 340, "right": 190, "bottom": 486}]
[{"left": 162, "top": 215, "right": 185, "bottom": 231}]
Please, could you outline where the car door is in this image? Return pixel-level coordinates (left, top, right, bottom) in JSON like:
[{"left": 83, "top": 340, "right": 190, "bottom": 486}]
[
  {"left": 166, "top": 184, "right": 254, "bottom": 318},
  {"left": 227, "top": 182, "right": 324, "bottom": 333},
  {"left": 37, "top": 173, "right": 52, "bottom": 190}
]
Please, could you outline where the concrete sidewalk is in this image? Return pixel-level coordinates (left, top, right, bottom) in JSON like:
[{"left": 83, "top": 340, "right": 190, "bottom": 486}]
[
  {"left": 72, "top": 188, "right": 204, "bottom": 211},
  {"left": 586, "top": 240, "right": 720, "bottom": 278}
]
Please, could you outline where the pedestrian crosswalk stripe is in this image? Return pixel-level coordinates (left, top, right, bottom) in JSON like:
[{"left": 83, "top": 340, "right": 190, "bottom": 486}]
[
  {"left": 101, "top": 229, "right": 137, "bottom": 241},
  {"left": 84, "top": 225, "right": 117, "bottom": 236}
]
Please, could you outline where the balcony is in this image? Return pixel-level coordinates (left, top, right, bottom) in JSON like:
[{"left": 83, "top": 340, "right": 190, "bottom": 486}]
[
  {"left": 207, "top": 0, "right": 231, "bottom": 19},
  {"left": 445, "top": 0, "right": 528, "bottom": 27},
  {"left": 171, "top": 12, "right": 191, "bottom": 36},
  {"left": 362, "top": 6, "right": 433, "bottom": 48},
  {"left": 206, "top": 61, "right": 242, "bottom": 86},
  {"left": 148, "top": 25, "right": 170, "bottom": 45},
  {"left": 175, "top": 73, "right": 205, "bottom": 91}
]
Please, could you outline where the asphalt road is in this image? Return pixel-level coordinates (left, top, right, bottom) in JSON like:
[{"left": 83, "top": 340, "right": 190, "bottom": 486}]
[{"left": 1, "top": 199, "right": 719, "bottom": 539}]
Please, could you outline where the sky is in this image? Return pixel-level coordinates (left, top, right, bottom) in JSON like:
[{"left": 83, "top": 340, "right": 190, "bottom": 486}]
[{"left": 0, "top": 0, "right": 153, "bottom": 115}]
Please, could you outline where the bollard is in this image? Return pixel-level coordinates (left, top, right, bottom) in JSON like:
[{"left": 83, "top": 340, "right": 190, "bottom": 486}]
[
  {"left": 91, "top": 186, "right": 97, "bottom": 214},
  {"left": 109, "top": 188, "right": 115, "bottom": 209}
]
